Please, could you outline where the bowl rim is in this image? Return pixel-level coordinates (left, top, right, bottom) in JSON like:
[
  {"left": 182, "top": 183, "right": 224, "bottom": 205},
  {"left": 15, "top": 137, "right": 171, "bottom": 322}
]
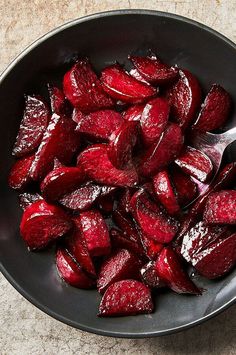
[{"left": 1, "top": 9, "right": 236, "bottom": 338}]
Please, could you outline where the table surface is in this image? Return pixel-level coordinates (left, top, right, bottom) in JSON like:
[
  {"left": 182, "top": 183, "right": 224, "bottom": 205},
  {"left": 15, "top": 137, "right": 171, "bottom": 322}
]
[{"left": 1, "top": 1, "right": 236, "bottom": 354}]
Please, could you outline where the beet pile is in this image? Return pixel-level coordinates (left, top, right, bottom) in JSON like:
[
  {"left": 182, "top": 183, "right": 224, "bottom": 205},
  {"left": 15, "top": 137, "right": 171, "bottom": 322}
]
[{"left": 8, "top": 53, "right": 236, "bottom": 317}]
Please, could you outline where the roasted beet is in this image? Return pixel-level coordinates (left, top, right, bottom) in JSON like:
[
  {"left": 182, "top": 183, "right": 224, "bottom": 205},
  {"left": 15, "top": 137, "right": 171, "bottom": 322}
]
[
  {"left": 129, "top": 55, "right": 179, "bottom": 85},
  {"left": 18, "top": 192, "right": 42, "bottom": 210},
  {"left": 30, "top": 114, "right": 79, "bottom": 181},
  {"left": 175, "top": 146, "right": 213, "bottom": 183},
  {"left": 56, "top": 248, "right": 95, "bottom": 288},
  {"left": 63, "top": 60, "right": 113, "bottom": 112},
  {"left": 113, "top": 208, "right": 142, "bottom": 245},
  {"left": 110, "top": 228, "right": 145, "bottom": 258},
  {"left": 153, "top": 170, "right": 180, "bottom": 216},
  {"left": 141, "top": 261, "right": 165, "bottom": 288},
  {"left": 155, "top": 248, "right": 201, "bottom": 294},
  {"left": 192, "top": 84, "right": 232, "bottom": 132},
  {"left": 108, "top": 121, "right": 139, "bottom": 169},
  {"left": 166, "top": 69, "right": 202, "bottom": 129},
  {"left": 139, "top": 123, "right": 184, "bottom": 177},
  {"left": 48, "top": 85, "right": 71, "bottom": 116},
  {"left": 203, "top": 190, "right": 236, "bottom": 224},
  {"left": 171, "top": 166, "right": 198, "bottom": 207},
  {"left": 129, "top": 68, "right": 150, "bottom": 84},
  {"left": 101, "top": 64, "right": 156, "bottom": 103},
  {"left": 8, "top": 154, "right": 34, "bottom": 190},
  {"left": 97, "top": 194, "right": 115, "bottom": 214},
  {"left": 75, "top": 109, "right": 123, "bottom": 141},
  {"left": 12, "top": 95, "right": 50, "bottom": 157},
  {"left": 118, "top": 188, "right": 135, "bottom": 215},
  {"left": 20, "top": 200, "right": 72, "bottom": 250},
  {"left": 97, "top": 249, "right": 141, "bottom": 293},
  {"left": 77, "top": 144, "right": 138, "bottom": 187},
  {"left": 140, "top": 233, "right": 163, "bottom": 260},
  {"left": 78, "top": 209, "right": 111, "bottom": 257},
  {"left": 98, "top": 279, "right": 153, "bottom": 317},
  {"left": 123, "top": 104, "right": 145, "bottom": 122}
]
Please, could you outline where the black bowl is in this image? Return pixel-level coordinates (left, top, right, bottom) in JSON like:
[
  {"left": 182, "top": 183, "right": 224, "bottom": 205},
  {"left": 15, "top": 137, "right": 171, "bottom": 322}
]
[{"left": 0, "top": 10, "right": 236, "bottom": 338}]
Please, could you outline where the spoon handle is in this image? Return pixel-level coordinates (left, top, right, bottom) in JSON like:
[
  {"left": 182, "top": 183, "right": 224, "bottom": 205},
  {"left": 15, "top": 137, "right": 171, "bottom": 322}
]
[{"left": 219, "top": 127, "right": 236, "bottom": 146}]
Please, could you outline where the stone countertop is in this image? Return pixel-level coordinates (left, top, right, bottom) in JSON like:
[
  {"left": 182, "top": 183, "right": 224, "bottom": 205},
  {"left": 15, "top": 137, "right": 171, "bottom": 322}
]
[{"left": 1, "top": 1, "right": 236, "bottom": 354}]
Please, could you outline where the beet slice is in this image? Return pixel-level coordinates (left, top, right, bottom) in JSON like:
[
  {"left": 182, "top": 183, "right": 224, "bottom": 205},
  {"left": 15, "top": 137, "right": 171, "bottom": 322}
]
[
  {"left": 192, "top": 233, "right": 236, "bottom": 279},
  {"left": 108, "top": 121, "right": 139, "bottom": 169},
  {"left": 171, "top": 166, "right": 198, "bottom": 207},
  {"left": 175, "top": 146, "right": 213, "bottom": 183},
  {"left": 8, "top": 154, "right": 34, "bottom": 190},
  {"left": 12, "top": 95, "right": 50, "bottom": 157},
  {"left": 140, "top": 97, "right": 169, "bottom": 146},
  {"left": 203, "top": 190, "right": 236, "bottom": 224},
  {"left": 129, "top": 68, "right": 150, "bottom": 84},
  {"left": 129, "top": 55, "right": 179, "bottom": 85},
  {"left": 75, "top": 109, "right": 123, "bottom": 141},
  {"left": 30, "top": 114, "right": 79, "bottom": 181},
  {"left": 101, "top": 64, "right": 156, "bottom": 104},
  {"left": 140, "top": 233, "right": 163, "bottom": 260},
  {"left": 78, "top": 209, "right": 111, "bottom": 257},
  {"left": 48, "top": 85, "right": 71, "bottom": 116},
  {"left": 130, "top": 189, "right": 179, "bottom": 243},
  {"left": 98, "top": 279, "right": 153, "bottom": 317},
  {"left": 141, "top": 261, "right": 165, "bottom": 288},
  {"left": 56, "top": 248, "right": 95, "bottom": 288},
  {"left": 53, "top": 158, "right": 64, "bottom": 169},
  {"left": 20, "top": 200, "right": 72, "bottom": 250},
  {"left": 18, "top": 192, "right": 42, "bottom": 210},
  {"left": 155, "top": 248, "right": 201, "bottom": 294},
  {"left": 118, "top": 188, "right": 135, "bottom": 215},
  {"left": 97, "top": 249, "right": 141, "bottom": 293},
  {"left": 113, "top": 208, "right": 142, "bottom": 245},
  {"left": 166, "top": 69, "right": 202, "bottom": 129},
  {"left": 97, "top": 194, "right": 115, "bottom": 214},
  {"left": 110, "top": 228, "right": 145, "bottom": 258},
  {"left": 192, "top": 84, "right": 232, "bottom": 132},
  {"left": 139, "top": 123, "right": 184, "bottom": 177},
  {"left": 123, "top": 104, "right": 145, "bottom": 122},
  {"left": 153, "top": 170, "right": 180, "bottom": 216},
  {"left": 41, "top": 166, "right": 85, "bottom": 201},
  {"left": 77, "top": 144, "right": 138, "bottom": 187},
  {"left": 63, "top": 60, "right": 113, "bottom": 112}
]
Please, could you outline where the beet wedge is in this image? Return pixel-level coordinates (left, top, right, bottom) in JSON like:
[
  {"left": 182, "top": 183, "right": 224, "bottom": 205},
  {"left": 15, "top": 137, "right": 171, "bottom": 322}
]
[
  {"left": 129, "top": 68, "right": 150, "bottom": 84},
  {"left": 56, "top": 248, "right": 95, "bottom": 288},
  {"left": 108, "top": 121, "right": 139, "bottom": 169},
  {"left": 48, "top": 85, "right": 71, "bottom": 116},
  {"left": 98, "top": 279, "right": 153, "bottom": 317},
  {"left": 97, "top": 249, "right": 141, "bottom": 293},
  {"left": 166, "top": 69, "right": 202, "bottom": 129},
  {"left": 78, "top": 209, "right": 111, "bottom": 257},
  {"left": 18, "top": 192, "right": 42, "bottom": 210},
  {"left": 192, "top": 84, "right": 232, "bottom": 132},
  {"left": 138, "top": 123, "right": 184, "bottom": 177},
  {"left": 141, "top": 261, "right": 165, "bottom": 288},
  {"left": 101, "top": 64, "right": 156, "bottom": 104},
  {"left": 123, "top": 104, "right": 145, "bottom": 122},
  {"left": 203, "top": 190, "right": 236, "bottom": 224},
  {"left": 63, "top": 60, "right": 113, "bottom": 112},
  {"left": 129, "top": 55, "right": 179, "bottom": 85},
  {"left": 75, "top": 109, "right": 123, "bottom": 141},
  {"left": 118, "top": 188, "right": 135, "bottom": 215},
  {"left": 20, "top": 200, "right": 72, "bottom": 250},
  {"left": 171, "top": 166, "right": 198, "bottom": 207},
  {"left": 153, "top": 170, "right": 180, "bottom": 216},
  {"left": 175, "top": 146, "right": 213, "bottom": 183},
  {"left": 155, "top": 247, "right": 201, "bottom": 294},
  {"left": 110, "top": 228, "right": 146, "bottom": 258},
  {"left": 77, "top": 144, "right": 138, "bottom": 187},
  {"left": 41, "top": 166, "right": 85, "bottom": 201},
  {"left": 8, "top": 154, "right": 34, "bottom": 190},
  {"left": 30, "top": 114, "right": 79, "bottom": 181},
  {"left": 13, "top": 95, "right": 50, "bottom": 157},
  {"left": 113, "top": 207, "right": 142, "bottom": 245},
  {"left": 140, "top": 233, "right": 163, "bottom": 260}
]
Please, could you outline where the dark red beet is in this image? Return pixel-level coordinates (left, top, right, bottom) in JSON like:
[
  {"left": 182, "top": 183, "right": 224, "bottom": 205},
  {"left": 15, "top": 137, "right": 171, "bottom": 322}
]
[
  {"left": 171, "top": 166, "right": 198, "bottom": 207},
  {"left": 129, "top": 68, "right": 150, "bottom": 84},
  {"left": 30, "top": 114, "right": 79, "bottom": 181},
  {"left": 101, "top": 64, "right": 156, "bottom": 104},
  {"left": 203, "top": 190, "right": 236, "bottom": 224},
  {"left": 53, "top": 158, "right": 64, "bottom": 169},
  {"left": 192, "top": 233, "right": 236, "bottom": 279},
  {"left": 98, "top": 279, "right": 153, "bottom": 317},
  {"left": 108, "top": 121, "right": 139, "bottom": 169},
  {"left": 139, "top": 123, "right": 184, "bottom": 177},
  {"left": 113, "top": 208, "right": 142, "bottom": 245},
  {"left": 56, "top": 248, "right": 95, "bottom": 288},
  {"left": 140, "top": 97, "right": 169, "bottom": 146},
  {"left": 8, "top": 154, "right": 34, "bottom": 190},
  {"left": 78, "top": 209, "right": 111, "bottom": 257},
  {"left": 75, "top": 109, "right": 123, "bottom": 141},
  {"left": 77, "top": 144, "right": 138, "bottom": 187},
  {"left": 18, "top": 192, "right": 42, "bottom": 210},
  {"left": 129, "top": 55, "right": 179, "bottom": 85},
  {"left": 166, "top": 69, "right": 202, "bottom": 129},
  {"left": 63, "top": 60, "right": 113, "bottom": 112},
  {"left": 140, "top": 233, "right": 163, "bottom": 260},
  {"left": 41, "top": 166, "right": 85, "bottom": 201},
  {"left": 141, "top": 261, "right": 165, "bottom": 288},
  {"left": 97, "top": 194, "right": 115, "bottom": 214},
  {"left": 155, "top": 248, "right": 201, "bottom": 294},
  {"left": 192, "top": 84, "right": 232, "bottom": 132},
  {"left": 97, "top": 249, "right": 141, "bottom": 293},
  {"left": 123, "top": 104, "right": 145, "bottom": 122},
  {"left": 153, "top": 170, "right": 180, "bottom": 216},
  {"left": 48, "top": 85, "right": 71, "bottom": 116},
  {"left": 110, "top": 229, "right": 145, "bottom": 258},
  {"left": 118, "top": 188, "right": 135, "bottom": 215},
  {"left": 20, "top": 200, "right": 72, "bottom": 250},
  {"left": 12, "top": 95, "right": 50, "bottom": 157}
]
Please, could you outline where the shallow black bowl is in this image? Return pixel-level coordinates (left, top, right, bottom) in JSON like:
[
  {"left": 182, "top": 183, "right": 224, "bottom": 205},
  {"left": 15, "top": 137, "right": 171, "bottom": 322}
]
[{"left": 0, "top": 10, "right": 236, "bottom": 338}]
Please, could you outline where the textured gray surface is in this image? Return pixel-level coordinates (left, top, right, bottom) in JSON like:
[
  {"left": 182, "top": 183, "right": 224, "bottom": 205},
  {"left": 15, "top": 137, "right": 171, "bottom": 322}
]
[{"left": 1, "top": 1, "right": 236, "bottom": 354}]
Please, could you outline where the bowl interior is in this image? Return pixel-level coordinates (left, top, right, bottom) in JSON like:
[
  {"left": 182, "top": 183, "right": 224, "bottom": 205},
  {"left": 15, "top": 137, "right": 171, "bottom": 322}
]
[{"left": 0, "top": 11, "right": 236, "bottom": 337}]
